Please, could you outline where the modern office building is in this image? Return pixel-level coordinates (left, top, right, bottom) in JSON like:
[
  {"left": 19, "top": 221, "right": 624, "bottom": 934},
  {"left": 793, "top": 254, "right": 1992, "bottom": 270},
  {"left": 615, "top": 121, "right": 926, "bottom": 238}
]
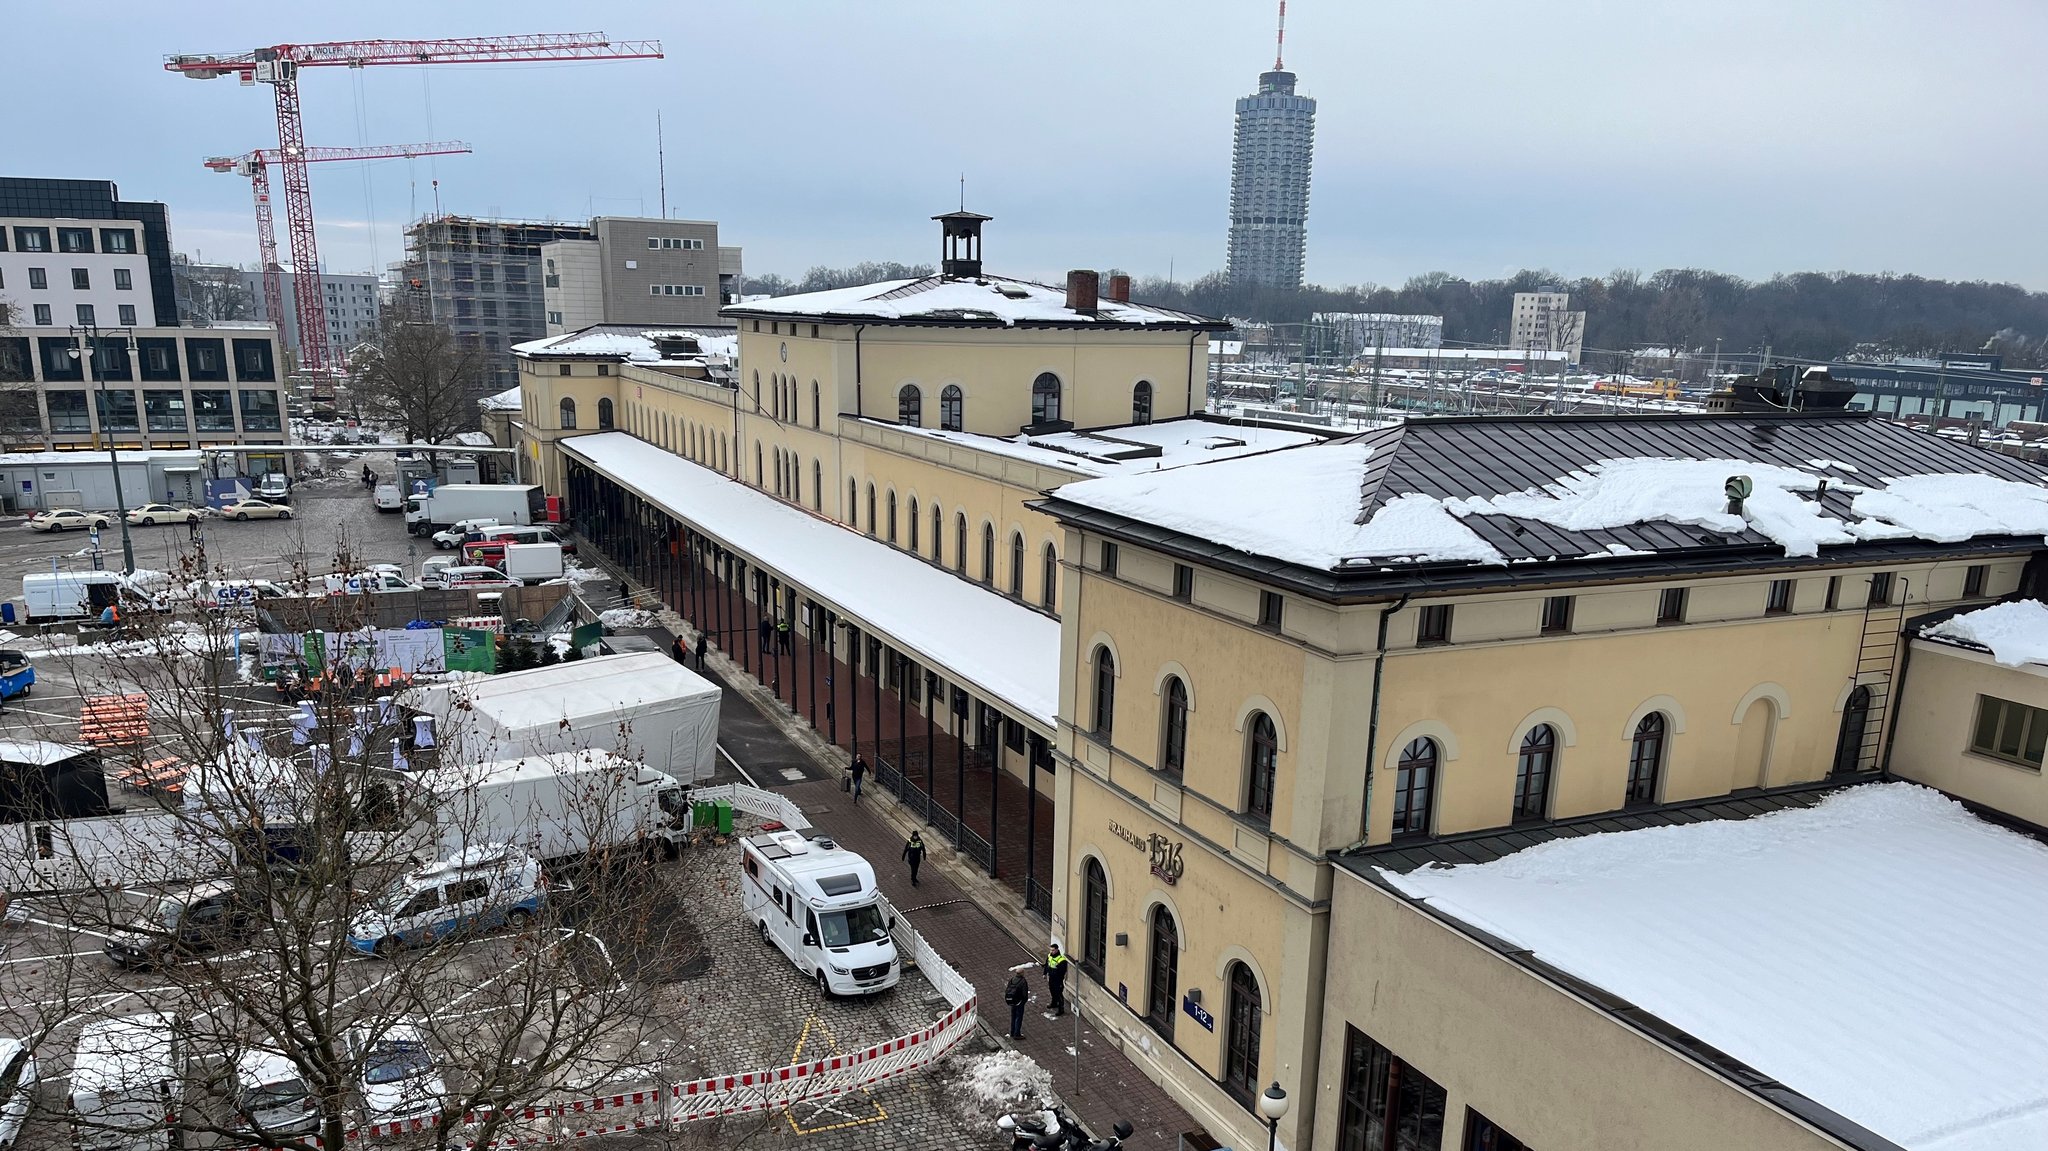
[
  {"left": 397, "top": 215, "right": 596, "bottom": 394},
  {"left": 1226, "top": 42, "right": 1316, "bottom": 291},
  {"left": 0, "top": 178, "right": 181, "bottom": 331},
  {"left": 542, "top": 216, "right": 742, "bottom": 335},
  {"left": 243, "top": 268, "right": 382, "bottom": 360},
  {"left": 1509, "top": 290, "right": 1587, "bottom": 364}
]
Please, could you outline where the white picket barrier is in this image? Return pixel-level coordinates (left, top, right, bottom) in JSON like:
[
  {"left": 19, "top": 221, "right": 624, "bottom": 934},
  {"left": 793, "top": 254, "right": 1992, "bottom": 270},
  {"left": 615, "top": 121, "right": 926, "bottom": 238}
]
[{"left": 689, "top": 781, "right": 811, "bottom": 831}]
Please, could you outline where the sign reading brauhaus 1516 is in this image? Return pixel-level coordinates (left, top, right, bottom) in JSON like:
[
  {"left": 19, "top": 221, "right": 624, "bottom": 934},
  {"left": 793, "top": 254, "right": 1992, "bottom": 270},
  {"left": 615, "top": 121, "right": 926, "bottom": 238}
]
[{"left": 1110, "top": 820, "right": 1186, "bottom": 885}]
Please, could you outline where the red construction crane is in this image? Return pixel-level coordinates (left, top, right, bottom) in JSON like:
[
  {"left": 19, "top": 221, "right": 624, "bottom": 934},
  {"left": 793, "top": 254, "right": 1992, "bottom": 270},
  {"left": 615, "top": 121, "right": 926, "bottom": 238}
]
[
  {"left": 166, "top": 33, "right": 664, "bottom": 373},
  {"left": 204, "top": 142, "right": 473, "bottom": 350}
]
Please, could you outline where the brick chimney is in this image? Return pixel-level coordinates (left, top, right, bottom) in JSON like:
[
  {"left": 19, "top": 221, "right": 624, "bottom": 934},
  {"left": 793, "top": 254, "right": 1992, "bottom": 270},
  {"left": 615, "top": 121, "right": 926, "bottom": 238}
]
[
  {"left": 1066, "top": 269, "right": 1100, "bottom": 315},
  {"left": 1106, "top": 274, "right": 1131, "bottom": 304}
]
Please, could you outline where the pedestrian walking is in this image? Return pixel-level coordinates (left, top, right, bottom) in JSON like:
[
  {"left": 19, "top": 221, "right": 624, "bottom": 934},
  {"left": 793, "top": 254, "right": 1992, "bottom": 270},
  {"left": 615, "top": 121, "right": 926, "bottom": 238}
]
[
  {"left": 776, "top": 614, "right": 792, "bottom": 654},
  {"left": 670, "top": 634, "right": 690, "bottom": 664},
  {"left": 849, "top": 754, "right": 868, "bottom": 803},
  {"left": 757, "top": 615, "right": 774, "bottom": 653},
  {"left": 618, "top": 579, "right": 631, "bottom": 605},
  {"left": 695, "top": 637, "right": 708, "bottom": 671},
  {"left": 1004, "top": 968, "right": 1031, "bottom": 1039},
  {"left": 186, "top": 515, "right": 200, "bottom": 542},
  {"left": 1044, "top": 943, "right": 1070, "bottom": 1017},
  {"left": 901, "top": 831, "right": 926, "bottom": 886}
]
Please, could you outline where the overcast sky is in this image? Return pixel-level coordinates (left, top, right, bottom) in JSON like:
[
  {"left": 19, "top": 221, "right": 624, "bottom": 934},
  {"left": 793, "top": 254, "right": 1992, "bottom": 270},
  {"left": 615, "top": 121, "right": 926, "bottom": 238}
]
[{"left": 16, "top": 1, "right": 2047, "bottom": 288}]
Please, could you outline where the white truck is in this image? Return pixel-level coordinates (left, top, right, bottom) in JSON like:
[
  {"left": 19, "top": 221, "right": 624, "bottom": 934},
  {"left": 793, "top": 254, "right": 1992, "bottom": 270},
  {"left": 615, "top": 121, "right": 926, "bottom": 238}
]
[
  {"left": 430, "top": 750, "right": 691, "bottom": 864},
  {"left": 405, "top": 484, "right": 545, "bottom": 537},
  {"left": 68, "top": 1013, "right": 182, "bottom": 1151},
  {"left": 402, "top": 652, "right": 721, "bottom": 783},
  {"left": 500, "top": 542, "right": 563, "bottom": 584},
  {"left": 741, "top": 830, "right": 901, "bottom": 996}
]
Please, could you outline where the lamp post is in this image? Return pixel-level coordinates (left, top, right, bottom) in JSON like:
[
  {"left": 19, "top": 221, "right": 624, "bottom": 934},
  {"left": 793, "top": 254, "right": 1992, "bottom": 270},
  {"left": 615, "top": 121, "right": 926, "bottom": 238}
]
[
  {"left": 67, "top": 324, "right": 137, "bottom": 574},
  {"left": 1257, "top": 1082, "right": 1289, "bottom": 1151}
]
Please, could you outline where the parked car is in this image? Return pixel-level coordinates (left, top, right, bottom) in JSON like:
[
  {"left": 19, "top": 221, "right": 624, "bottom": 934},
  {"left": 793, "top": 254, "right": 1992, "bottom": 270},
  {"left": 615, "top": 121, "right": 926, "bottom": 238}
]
[
  {"left": 123, "top": 504, "right": 201, "bottom": 527},
  {"left": 322, "top": 572, "right": 418, "bottom": 595},
  {"left": 422, "top": 566, "right": 519, "bottom": 592},
  {"left": 67, "top": 1014, "right": 180, "bottom": 1151},
  {"left": 255, "top": 474, "right": 291, "bottom": 502},
  {"left": 348, "top": 1020, "right": 446, "bottom": 1123},
  {"left": 28, "top": 508, "right": 109, "bottom": 533},
  {"left": 219, "top": 498, "right": 293, "bottom": 521},
  {"left": 102, "top": 880, "right": 259, "bottom": 969},
  {"left": 418, "top": 555, "right": 458, "bottom": 584},
  {"left": 0, "top": 1037, "right": 34, "bottom": 1150},
  {"left": 431, "top": 518, "right": 500, "bottom": 550},
  {"left": 229, "top": 1046, "right": 317, "bottom": 1137},
  {"left": 347, "top": 846, "right": 543, "bottom": 957}
]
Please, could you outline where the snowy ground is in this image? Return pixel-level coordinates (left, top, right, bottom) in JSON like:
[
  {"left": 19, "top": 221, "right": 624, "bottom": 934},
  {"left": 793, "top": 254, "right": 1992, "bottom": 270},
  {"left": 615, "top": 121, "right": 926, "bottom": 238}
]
[{"left": 1383, "top": 783, "right": 2048, "bottom": 1151}]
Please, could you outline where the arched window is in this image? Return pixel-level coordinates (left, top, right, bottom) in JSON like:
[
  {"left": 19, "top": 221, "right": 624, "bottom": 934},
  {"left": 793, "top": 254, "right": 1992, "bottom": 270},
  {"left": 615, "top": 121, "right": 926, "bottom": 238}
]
[
  {"left": 1009, "top": 532, "right": 1025, "bottom": 596},
  {"left": 1041, "top": 543, "right": 1058, "bottom": 610},
  {"left": 558, "top": 397, "right": 577, "bottom": 429},
  {"left": 1224, "top": 962, "right": 1262, "bottom": 1100},
  {"left": 940, "top": 384, "right": 963, "bottom": 432},
  {"left": 1146, "top": 905, "right": 1178, "bottom": 1038},
  {"left": 1081, "top": 858, "right": 1108, "bottom": 980},
  {"left": 905, "top": 498, "right": 919, "bottom": 551},
  {"left": 1833, "top": 686, "right": 1872, "bottom": 775},
  {"left": 1092, "top": 645, "right": 1116, "bottom": 738},
  {"left": 1391, "top": 737, "right": 1438, "bottom": 837},
  {"left": 1515, "top": 725, "right": 1556, "bottom": 821},
  {"left": 770, "top": 373, "right": 781, "bottom": 420},
  {"left": 887, "top": 490, "right": 898, "bottom": 543},
  {"left": 1246, "top": 712, "right": 1279, "bottom": 821},
  {"left": 898, "top": 384, "right": 921, "bottom": 426},
  {"left": 754, "top": 442, "right": 763, "bottom": 487},
  {"left": 866, "top": 483, "right": 877, "bottom": 536},
  {"left": 1628, "top": 714, "right": 1666, "bottom": 805},
  {"left": 812, "top": 381, "right": 821, "bottom": 428},
  {"left": 791, "top": 454, "right": 802, "bottom": 504},
  {"left": 813, "top": 462, "right": 823, "bottom": 511},
  {"left": 597, "top": 397, "right": 614, "bottom": 430},
  {"left": 981, "top": 524, "right": 996, "bottom": 585},
  {"left": 931, "top": 505, "right": 944, "bottom": 564},
  {"left": 1132, "top": 380, "right": 1154, "bottom": 425},
  {"left": 752, "top": 370, "right": 761, "bottom": 411},
  {"left": 1031, "top": 372, "right": 1062, "bottom": 424},
  {"left": 847, "top": 479, "right": 858, "bottom": 526},
  {"left": 1161, "top": 676, "right": 1188, "bottom": 776},
  {"left": 954, "top": 514, "right": 967, "bottom": 573}
]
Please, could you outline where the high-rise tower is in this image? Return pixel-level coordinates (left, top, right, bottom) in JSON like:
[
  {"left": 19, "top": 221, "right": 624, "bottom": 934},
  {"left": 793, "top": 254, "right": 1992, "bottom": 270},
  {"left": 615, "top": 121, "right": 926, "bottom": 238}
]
[{"left": 1227, "top": 2, "right": 1316, "bottom": 291}]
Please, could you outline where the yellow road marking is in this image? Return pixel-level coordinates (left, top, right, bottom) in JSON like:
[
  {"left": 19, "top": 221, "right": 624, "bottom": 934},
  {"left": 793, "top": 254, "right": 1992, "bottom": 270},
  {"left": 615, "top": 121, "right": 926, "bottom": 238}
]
[{"left": 783, "top": 1014, "right": 889, "bottom": 1134}]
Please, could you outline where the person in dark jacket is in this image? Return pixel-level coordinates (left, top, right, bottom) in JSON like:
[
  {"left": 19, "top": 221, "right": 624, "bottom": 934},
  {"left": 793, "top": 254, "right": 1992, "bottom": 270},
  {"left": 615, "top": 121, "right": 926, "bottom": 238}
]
[
  {"left": 775, "top": 615, "right": 792, "bottom": 653},
  {"left": 849, "top": 754, "right": 868, "bottom": 803},
  {"left": 1044, "top": 943, "right": 1070, "bottom": 1017},
  {"left": 671, "top": 634, "right": 690, "bottom": 664},
  {"left": 901, "top": 831, "right": 926, "bottom": 886},
  {"left": 1004, "top": 970, "right": 1030, "bottom": 1039},
  {"left": 757, "top": 615, "right": 774, "bottom": 653}
]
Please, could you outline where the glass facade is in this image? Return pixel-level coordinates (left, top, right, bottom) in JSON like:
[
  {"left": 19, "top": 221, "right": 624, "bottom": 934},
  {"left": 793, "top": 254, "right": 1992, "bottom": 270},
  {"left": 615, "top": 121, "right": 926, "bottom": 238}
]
[
  {"left": 95, "top": 389, "right": 139, "bottom": 432},
  {"left": 192, "top": 390, "right": 235, "bottom": 432},
  {"left": 45, "top": 390, "right": 88, "bottom": 432},
  {"left": 143, "top": 390, "right": 188, "bottom": 433},
  {"left": 238, "top": 389, "right": 281, "bottom": 432}
]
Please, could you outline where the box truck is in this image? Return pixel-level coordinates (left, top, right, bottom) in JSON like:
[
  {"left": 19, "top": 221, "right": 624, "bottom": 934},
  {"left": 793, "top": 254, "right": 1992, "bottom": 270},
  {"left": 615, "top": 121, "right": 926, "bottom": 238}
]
[
  {"left": 405, "top": 484, "right": 545, "bottom": 536},
  {"left": 403, "top": 652, "right": 720, "bottom": 783},
  {"left": 499, "top": 542, "right": 564, "bottom": 584},
  {"left": 430, "top": 750, "right": 691, "bottom": 864},
  {"left": 741, "top": 830, "right": 900, "bottom": 997}
]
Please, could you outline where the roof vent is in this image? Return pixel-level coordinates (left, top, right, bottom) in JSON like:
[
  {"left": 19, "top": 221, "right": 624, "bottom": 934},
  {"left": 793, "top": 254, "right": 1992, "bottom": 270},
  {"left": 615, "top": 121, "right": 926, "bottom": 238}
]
[
  {"left": 1725, "top": 474, "right": 1753, "bottom": 516},
  {"left": 996, "top": 284, "right": 1030, "bottom": 300},
  {"left": 811, "top": 836, "right": 838, "bottom": 851}
]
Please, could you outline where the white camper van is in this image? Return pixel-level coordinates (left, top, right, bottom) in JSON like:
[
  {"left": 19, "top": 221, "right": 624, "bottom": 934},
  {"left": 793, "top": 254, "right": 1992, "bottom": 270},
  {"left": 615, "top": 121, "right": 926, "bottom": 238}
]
[
  {"left": 68, "top": 1013, "right": 181, "bottom": 1151},
  {"left": 740, "top": 831, "right": 900, "bottom": 997}
]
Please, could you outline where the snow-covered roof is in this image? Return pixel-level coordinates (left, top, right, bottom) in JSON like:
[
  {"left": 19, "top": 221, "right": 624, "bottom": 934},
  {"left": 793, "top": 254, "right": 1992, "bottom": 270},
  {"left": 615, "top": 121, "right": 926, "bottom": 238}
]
[
  {"left": 0, "top": 449, "right": 202, "bottom": 467},
  {"left": 1045, "top": 413, "right": 2048, "bottom": 574},
  {"left": 512, "top": 325, "right": 738, "bottom": 363},
  {"left": 558, "top": 432, "right": 1058, "bottom": 726},
  {"left": 481, "top": 386, "right": 522, "bottom": 413},
  {"left": 451, "top": 431, "right": 496, "bottom": 447},
  {"left": 873, "top": 417, "right": 1326, "bottom": 481},
  {"left": 1371, "top": 783, "right": 2048, "bottom": 1151},
  {"left": 1922, "top": 600, "right": 2048, "bottom": 668},
  {"left": 724, "top": 275, "right": 1224, "bottom": 330}
]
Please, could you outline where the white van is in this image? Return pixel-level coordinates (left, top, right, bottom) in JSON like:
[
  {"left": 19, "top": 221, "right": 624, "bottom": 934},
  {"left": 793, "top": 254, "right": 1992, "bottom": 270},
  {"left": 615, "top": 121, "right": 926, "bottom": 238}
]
[
  {"left": 229, "top": 1047, "right": 316, "bottom": 1136},
  {"left": 68, "top": 1013, "right": 180, "bottom": 1151},
  {"left": 740, "top": 831, "right": 900, "bottom": 997},
  {"left": 22, "top": 571, "right": 123, "bottom": 622},
  {"left": 347, "top": 845, "right": 543, "bottom": 957},
  {"left": 373, "top": 484, "right": 403, "bottom": 513}
]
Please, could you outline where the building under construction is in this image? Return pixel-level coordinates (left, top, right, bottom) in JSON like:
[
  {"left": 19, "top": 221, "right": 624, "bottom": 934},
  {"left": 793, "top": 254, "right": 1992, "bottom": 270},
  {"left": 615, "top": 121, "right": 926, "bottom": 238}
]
[{"left": 398, "top": 214, "right": 596, "bottom": 392}]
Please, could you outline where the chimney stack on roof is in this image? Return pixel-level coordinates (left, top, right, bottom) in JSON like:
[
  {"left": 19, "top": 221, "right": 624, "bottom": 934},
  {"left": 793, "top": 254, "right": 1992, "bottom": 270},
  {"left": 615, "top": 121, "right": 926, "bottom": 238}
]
[
  {"left": 1107, "top": 274, "right": 1131, "bottom": 304},
  {"left": 1066, "top": 269, "right": 1100, "bottom": 315}
]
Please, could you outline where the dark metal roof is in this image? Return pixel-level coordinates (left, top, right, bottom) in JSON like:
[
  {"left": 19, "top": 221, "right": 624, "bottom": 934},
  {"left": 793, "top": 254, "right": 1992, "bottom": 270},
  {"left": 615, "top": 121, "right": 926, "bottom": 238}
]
[{"left": 1038, "top": 411, "right": 2048, "bottom": 602}]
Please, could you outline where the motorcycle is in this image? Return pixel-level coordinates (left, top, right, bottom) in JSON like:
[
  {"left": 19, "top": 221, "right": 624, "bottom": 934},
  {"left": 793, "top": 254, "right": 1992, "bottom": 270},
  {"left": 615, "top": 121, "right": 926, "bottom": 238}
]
[{"left": 997, "top": 1105, "right": 1134, "bottom": 1151}]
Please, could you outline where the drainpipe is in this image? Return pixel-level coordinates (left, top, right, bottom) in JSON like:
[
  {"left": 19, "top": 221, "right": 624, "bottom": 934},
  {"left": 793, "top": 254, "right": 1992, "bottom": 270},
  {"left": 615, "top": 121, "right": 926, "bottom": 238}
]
[
  {"left": 1877, "top": 577, "right": 1916, "bottom": 776},
  {"left": 1186, "top": 330, "right": 1200, "bottom": 417},
  {"left": 854, "top": 324, "right": 867, "bottom": 419},
  {"left": 1360, "top": 593, "right": 1412, "bottom": 842}
]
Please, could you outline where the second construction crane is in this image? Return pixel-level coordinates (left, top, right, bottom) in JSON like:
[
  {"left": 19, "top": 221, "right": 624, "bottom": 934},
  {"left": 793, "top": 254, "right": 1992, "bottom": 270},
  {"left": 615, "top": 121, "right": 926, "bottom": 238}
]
[
  {"left": 205, "top": 142, "right": 472, "bottom": 353},
  {"left": 167, "top": 33, "right": 664, "bottom": 373}
]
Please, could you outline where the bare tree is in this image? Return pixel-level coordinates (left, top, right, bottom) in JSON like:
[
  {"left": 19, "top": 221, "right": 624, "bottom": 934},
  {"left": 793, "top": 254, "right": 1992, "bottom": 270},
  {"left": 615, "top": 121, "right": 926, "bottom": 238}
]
[{"left": 349, "top": 302, "right": 491, "bottom": 448}]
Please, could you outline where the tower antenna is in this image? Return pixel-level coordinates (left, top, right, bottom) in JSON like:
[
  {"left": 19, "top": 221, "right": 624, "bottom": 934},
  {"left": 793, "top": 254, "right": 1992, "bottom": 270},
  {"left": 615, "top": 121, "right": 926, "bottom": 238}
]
[
  {"left": 657, "top": 110, "right": 667, "bottom": 218},
  {"left": 1275, "top": 0, "right": 1286, "bottom": 70},
  {"left": 959, "top": 172, "right": 965, "bottom": 211}
]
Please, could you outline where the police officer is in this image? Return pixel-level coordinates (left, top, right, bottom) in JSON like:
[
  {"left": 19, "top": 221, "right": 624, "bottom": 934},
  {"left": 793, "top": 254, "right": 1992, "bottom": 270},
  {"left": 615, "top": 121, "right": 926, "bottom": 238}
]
[
  {"left": 901, "top": 831, "right": 926, "bottom": 886},
  {"left": 1044, "top": 943, "right": 1070, "bottom": 1017}
]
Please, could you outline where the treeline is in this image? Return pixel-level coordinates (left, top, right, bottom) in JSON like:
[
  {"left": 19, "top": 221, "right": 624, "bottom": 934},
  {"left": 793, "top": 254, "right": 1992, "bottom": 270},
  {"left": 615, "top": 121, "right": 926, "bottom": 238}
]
[{"left": 742, "top": 261, "right": 2048, "bottom": 369}]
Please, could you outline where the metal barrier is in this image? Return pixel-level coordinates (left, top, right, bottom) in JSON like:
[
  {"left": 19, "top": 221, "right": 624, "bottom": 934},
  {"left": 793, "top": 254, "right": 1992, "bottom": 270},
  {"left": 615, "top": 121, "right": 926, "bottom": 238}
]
[{"left": 690, "top": 782, "right": 811, "bottom": 831}]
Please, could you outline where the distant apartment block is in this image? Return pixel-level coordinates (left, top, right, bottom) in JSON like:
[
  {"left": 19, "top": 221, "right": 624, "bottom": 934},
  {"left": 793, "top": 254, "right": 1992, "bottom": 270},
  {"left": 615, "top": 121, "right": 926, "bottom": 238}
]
[
  {"left": 542, "top": 216, "right": 741, "bottom": 335},
  {"left": 1509, "top": 290, "right": 1587, "bottom": 364},
  {"left": 244, "top": 268, "right": 382, "bottom": 360},
  {"left": 398, "top": 215, "right": 595, "bottom": 393},
  {"left": 1227, "top": 66, "right": 1316, "bottom": 291},
  {"left": 0, "top": 178, "right": 180, "bottom": 330},
  {"left": 1308, "top": 312, "right": 1444, "bottom": 363}
]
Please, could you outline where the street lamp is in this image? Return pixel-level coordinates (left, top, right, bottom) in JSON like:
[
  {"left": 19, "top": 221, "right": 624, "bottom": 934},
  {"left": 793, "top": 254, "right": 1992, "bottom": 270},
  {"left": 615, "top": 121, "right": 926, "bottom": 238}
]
[
  {"left": 66, "top": 324, "right": 137, "bottom": 574},
  {"left": 1258, "top": 1082, "right": 1289, "bottom": 1151}
]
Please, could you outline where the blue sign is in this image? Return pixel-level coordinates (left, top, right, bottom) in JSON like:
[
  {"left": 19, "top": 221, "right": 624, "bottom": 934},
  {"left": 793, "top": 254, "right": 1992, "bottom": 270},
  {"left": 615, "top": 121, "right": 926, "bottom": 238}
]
[{"left": 1183, "top": 995, "right": 1215, "bottom": 1032}]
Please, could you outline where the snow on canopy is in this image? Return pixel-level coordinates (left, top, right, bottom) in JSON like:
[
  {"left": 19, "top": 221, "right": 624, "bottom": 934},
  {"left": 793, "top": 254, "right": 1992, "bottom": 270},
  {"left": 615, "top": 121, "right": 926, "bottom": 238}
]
[
  {"left": 1382, "top": 783, "right": 2048, "bottom": 1151},
  {"left": 1925, "top": 599, "right": 2048, "bottom": 667}
]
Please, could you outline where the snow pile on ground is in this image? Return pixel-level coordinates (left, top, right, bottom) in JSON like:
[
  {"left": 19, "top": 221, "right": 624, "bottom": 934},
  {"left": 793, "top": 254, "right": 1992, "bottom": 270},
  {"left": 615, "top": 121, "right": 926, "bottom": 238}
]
[
  {"left": 1451, "top": 457, "right": 1853, "bottom": 558},
  {"left": 563, "top": 564, "right": 613, "bottom": 584},
  {"left": 1383, "top": 783, "right": 2048, "bottom": 1151},
  {"left": 1925, "top": 600, "right": 2048, "bottom": 667},
  {"left": 958, "top": 1048, "right": 1053, "bottom": 1107},
  {"left": 599, "top": 608, "right": 659, "bottom": 629}
]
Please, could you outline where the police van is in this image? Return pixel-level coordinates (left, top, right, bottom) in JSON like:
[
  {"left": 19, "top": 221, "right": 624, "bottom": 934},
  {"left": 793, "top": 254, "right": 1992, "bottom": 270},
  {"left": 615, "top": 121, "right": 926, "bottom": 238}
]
[
  {"left": 347, "top": 845, "right": 543, "bottom": 957},
  {"left": 740, "top": 831, "right": 900, "bottom": 996}
]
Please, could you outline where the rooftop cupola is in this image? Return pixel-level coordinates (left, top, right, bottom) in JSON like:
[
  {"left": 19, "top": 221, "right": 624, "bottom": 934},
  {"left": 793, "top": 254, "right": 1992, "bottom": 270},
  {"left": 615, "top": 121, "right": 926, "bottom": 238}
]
[{"left": 933, "top": 209, "right": 993, "bottom": 280}]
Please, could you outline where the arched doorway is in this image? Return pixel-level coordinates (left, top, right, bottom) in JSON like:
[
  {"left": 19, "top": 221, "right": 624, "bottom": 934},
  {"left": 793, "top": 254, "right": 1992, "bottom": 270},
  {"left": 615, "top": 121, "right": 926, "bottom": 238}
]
[
  {"left": 1735, "top": 698, "right": 1778, "bottom": 790},
  {"left": 1833, "top": 685, "right": 1872, "bottom": 775},
  {"left": 1223, "top": 962, "right": 1262, "bottom": 1101},
  {"left": 1081, "top": 859, "right": 1108, "bottom": 980},
  {"left": 1146, "top": 905, "right": 1178, "bottom": 1039}
]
